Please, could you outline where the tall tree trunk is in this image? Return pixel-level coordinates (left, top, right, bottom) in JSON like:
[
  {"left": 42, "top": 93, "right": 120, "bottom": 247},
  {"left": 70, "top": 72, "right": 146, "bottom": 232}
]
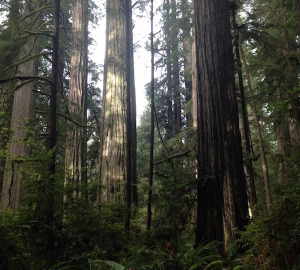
[
  {"left": 181, "top": 0, "right": 193, "bottom": 126},
  {"left": 98, "top": 0, "right": 127, "bottom": 203},
  {"left": 239, "top": 42, "right": 272, "bottom": 213},
  {"left": 124, "top": 0, "right": 135, "bottom": 235},
  {"left": 98, "top": 0, "right": 136, "bottom": 207},
  {"left": 147, "top": 0, "right": 154, "bottom": 232},
  {"left": 194, "top": 0, "right": 248, "bottom": 248},
  {"left": 0, "top": 45, "right": 37, "bottom": 209},
  {"left": 164, "top": 0, "right": 174, "bottom": 139},
  {"left": 0, "top": 0, "right": 22, "bottom": 198},
  {"left": 171, "top": 0, "right": 181, "bottom": 135},
  {"left": 46, "top": 0, "right": 60, "bottom": 265},
  {"left": 191, "top": 0, "right": 197, "bottom": 130},
  {"left": 276, "top": 89, "right": 287, "bottom": 186},
  {"left": 231, "top": 4, "right": 257, "bottom": 210},
  {"left": 296, "top": 0, "right": 300, "bottom": 34},
  {"left": 0, "top": 0, "right": 37, "bottom": 209},
  {"left": 191, "top": 27, "right": 198, "bottom": 130},
  {"left": 276, "top": 125, "right": 287, "bottom": 186},
  {"left": 130, "top": 2, "right": 138, "bottom": 207},
  {"left": 282, "top": 6, "right": 300, "bottom": 160},
  {"left": 64, "top": 0, "right": 88, "bottom": 202}
]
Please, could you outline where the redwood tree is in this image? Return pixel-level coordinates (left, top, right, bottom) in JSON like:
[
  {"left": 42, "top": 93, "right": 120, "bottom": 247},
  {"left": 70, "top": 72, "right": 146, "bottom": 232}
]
[
  {"left": 98, "top": 0, "right": 137, "bottom": 206},
  {"left": 0, "top": 0, "right": 38, "bottom": 209},
  {"left": 194, "top": 0, "right": 248, "bottom": 248},
  {"left": 64, "top": 0, "right": 88, "bottom": 201}
]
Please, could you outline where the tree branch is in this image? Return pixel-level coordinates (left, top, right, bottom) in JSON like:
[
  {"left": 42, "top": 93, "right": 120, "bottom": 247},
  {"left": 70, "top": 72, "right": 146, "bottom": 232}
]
[
  {"left": 0, "top": 76, "right": 52, "bottom": 84},
  {"left": 34, "top": 110, "right": 95, "bottom": 129},
  {"left": 154, "top": 150, "right": 190, "bottom": 165}
]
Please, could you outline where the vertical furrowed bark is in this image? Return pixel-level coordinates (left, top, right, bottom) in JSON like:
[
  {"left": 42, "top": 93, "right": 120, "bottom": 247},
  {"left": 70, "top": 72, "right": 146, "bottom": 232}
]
[
  {"left": 0, "top": 0, "right": 22, "bottom": 197},
  {"left": 98, "top": 0, "right": 127, "bottom": 203},
  {"left": 0, "top": 0, "right": 37, "bottom": 210},
  {"left": 98, "top": 0, "right": 137, "bottom": 217},
  {"left": 64, "top": 0, "right": 88, "bottom": 202},
  {"left": 194, "top": 0, "right": 248, "bottom": 248},
  {"left": 0, "top": 49, "right": 37, "bottom": 209}
]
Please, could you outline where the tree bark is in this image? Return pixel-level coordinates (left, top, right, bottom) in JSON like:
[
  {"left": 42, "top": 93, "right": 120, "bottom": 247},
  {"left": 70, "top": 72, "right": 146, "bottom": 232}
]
[
  {"left": 147, "top": 0, "right": 154, "bottom": 232},
  {"left": 276, "top": 124, "right": 287, "bottom": 186},
  {"left": 194, "top": 0, "right": 248, "bottom": 248},
  {"left": 64, "top": 0, "right": 88, "bottom": 202},
  {"left": 98, "top": 0, "right": 127, "bottom": 203},
  {"left": 171, "top": 0, "right": 181, "bottom": 135},
  {"left": 239, "top": 42, "right": 272, "bottom": 213},
  {"left": 231, "top": 5, "right": 257, "bottom": 209},
  {"left": 46, "top": 0, "right": 60, "bottom": 265},
  {"left": 181, "top": 0, "right": 193, "bottom": 127},
  {"left": 191, "top": 27, "right": 197, "bottom": 130},
  {"left": 0, "top": 0, "right": 37, "bottom": 209},
  {"left": 191, "top": 0, "right": 197, "bottom": 130},
  {"left": 164, "top": 0, "right": 174, "bottom": 139},
  {"left": 98, "top": 0, "right": 136, "bottom": 207},
  {"left": 0, "top": 0, "right": 22, "bottom": 199},
  {"left": 0, "top": 45, "right": 37, "bottom": 209},
  {"left": 124, "top": 0, "right": 134, "bottom": 235}
]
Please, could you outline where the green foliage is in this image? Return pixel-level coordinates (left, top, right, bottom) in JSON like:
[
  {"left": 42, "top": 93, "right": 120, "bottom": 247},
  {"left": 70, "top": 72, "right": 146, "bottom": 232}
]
[
  {"left": 240, "top": 181, "right": 300, "bottom": 269},
  {"left": 178, "top": 242, "right": 224, "bottom": 270},
  {"left": 0, "top": 187, "right": 128, "bottom": 269},
  {"left": 89, "top": 260, "right": 125, "bottom": 270},
  {"left": 1, "top": 1, "right": 299, "bottom": 270},
  {"left": 0, "top": 212, "right": 29, "bottom": 270},
  {"left": 124, "top": 241, "right": 240, "bottom": 270},
  {"left": 59, "top": 201, "right": 127, "bottom": 264}
]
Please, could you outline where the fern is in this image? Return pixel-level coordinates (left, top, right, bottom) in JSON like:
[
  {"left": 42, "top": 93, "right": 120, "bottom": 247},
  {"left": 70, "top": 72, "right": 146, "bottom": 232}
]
[
  {"left": 89, "top": 259, "right": 125, "bottom": 270},
  {"left": 233, "top": 266, "right": 244, "bottom": 270},
  {"left": 203, "top": 260, "right": 223, "bottom": 269}
]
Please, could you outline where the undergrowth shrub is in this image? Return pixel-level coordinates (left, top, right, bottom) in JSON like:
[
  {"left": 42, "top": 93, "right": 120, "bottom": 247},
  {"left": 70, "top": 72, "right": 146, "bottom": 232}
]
[
  {"left": 240, "top": 181, "right": 300, "bottom": 269},
  {"left": 124, "top": 241, "right": 241, "bottom": 270},
  {"left": 0, "top": 211, "right": 29, "bottom": 270}
]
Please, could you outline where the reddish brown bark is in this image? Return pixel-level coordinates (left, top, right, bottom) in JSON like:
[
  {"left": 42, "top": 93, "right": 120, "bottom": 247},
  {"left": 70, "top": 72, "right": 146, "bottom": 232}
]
[{"left": 194, "top": 0, "right": 248, "bottom": 248}]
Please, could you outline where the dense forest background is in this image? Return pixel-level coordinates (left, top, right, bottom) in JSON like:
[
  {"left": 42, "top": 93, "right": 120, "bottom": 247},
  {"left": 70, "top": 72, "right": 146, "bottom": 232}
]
[{"left": 0, "top": 0, "right": 299, "bottom": 269}]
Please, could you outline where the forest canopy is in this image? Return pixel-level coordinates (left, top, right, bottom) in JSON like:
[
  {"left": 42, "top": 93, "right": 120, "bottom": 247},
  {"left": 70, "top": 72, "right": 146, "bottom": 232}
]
[{"left": 0, "top": 0, "right": 299, "bottom": 269}]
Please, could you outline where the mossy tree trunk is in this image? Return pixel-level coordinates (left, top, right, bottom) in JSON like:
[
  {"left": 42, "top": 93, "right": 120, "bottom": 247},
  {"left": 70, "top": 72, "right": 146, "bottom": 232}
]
[
  {"left": 0, "top": 0, "right": 22, "bottom": 198},
  {"left": 0, "top": 0, "right": 38, "bottom": 209}
]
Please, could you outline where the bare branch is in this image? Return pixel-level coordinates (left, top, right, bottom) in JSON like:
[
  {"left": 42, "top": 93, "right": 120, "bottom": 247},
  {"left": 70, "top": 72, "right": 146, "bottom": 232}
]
[
  {"left": 0, "top": 76, "right": 52, "bottom": 84},
  {"left": 153, "top": 150, "right": 190, "bottom": 165}
]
